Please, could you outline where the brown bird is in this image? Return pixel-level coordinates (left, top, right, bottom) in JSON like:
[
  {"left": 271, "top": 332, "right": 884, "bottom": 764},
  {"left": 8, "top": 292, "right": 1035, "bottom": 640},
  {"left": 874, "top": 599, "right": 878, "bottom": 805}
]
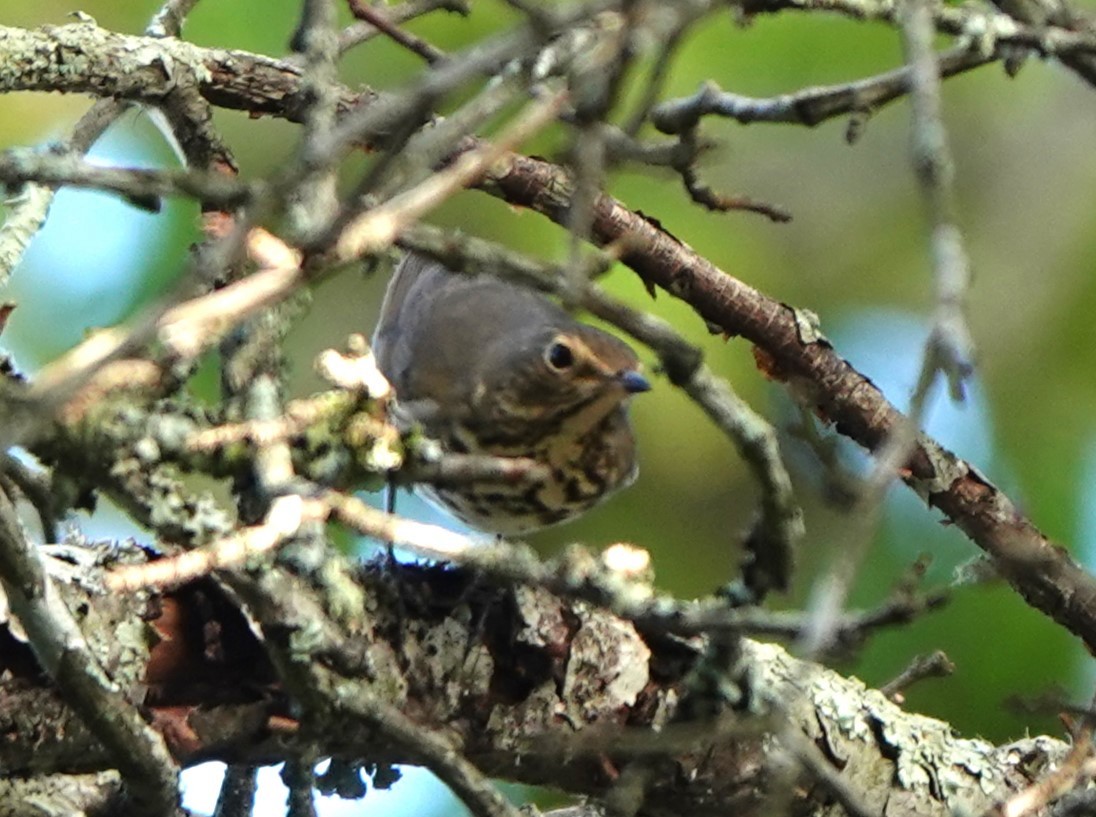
[{"left": 373, "top": 252, "right": 650, "bottom": 535}]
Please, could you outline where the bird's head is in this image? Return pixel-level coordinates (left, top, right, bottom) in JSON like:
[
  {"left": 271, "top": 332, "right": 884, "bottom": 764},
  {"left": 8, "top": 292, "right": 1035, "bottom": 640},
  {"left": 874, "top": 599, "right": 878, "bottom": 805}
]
[{"left": 474, "top": 322, "right": 650, "bottom": 433}]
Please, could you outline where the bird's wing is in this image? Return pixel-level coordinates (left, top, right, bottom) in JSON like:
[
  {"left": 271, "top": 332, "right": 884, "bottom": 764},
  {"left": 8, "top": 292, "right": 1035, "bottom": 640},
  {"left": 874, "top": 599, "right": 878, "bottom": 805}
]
[{"left": 373, "top": 253, "right": 567, "bottom": 424}]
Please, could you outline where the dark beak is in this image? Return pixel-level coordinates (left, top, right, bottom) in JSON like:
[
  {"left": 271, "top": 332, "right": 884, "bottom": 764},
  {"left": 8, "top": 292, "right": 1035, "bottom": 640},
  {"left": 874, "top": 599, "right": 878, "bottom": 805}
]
[{"left": 618, "top": 370, "right": 652, "bottom": 394}]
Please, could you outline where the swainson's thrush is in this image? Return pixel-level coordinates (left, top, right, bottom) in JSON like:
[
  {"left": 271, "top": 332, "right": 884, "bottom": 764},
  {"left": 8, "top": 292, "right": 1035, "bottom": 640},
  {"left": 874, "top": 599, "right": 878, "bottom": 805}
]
[{"left": 373, "top": 252, "right": 650, "bottom": 535}]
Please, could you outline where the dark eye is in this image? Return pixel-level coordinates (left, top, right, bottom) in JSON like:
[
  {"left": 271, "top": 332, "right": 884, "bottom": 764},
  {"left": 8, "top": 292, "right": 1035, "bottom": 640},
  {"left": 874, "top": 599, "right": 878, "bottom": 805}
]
[{"left": 544, "top": 340, "right": 574, "bottom": 371}]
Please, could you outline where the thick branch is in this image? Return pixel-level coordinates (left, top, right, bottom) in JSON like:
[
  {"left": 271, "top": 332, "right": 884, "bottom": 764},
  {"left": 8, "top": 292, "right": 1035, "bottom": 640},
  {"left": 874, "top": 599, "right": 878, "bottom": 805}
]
[{"left": 0, "top": 545, "right": 1069, "bottom": 817}]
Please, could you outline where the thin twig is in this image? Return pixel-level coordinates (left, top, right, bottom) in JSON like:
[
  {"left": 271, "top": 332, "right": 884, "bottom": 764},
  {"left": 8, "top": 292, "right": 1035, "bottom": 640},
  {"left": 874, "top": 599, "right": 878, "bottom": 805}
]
[
  {"left": 900, "top": 0, "right": 976, "bottom": 402},
  {"left": 0, "top": 149, "right": 253, "bottom": 208},
  {"left": 331, "top": 90, "right": 567, "bottom": 261},
  {"left": 800, "top": 0, "right": 979, "bottom": 655},
  {"left": 743, "top": 0, "right": 1096, "bottom": 61},
  {"left": 348, "top": 0, "right": 446, "bottom": 63},
  {"left": 326, "top": 490, "right": 485, "bottom": 554},
  {"left": 621, "top": 20, "right": 689, "bottom": 137},
  {"left": 338, "top": 0, "right": 467, "bottom": 56},
  {"left": 651, "top": 47, "right": 994, "bottom": 136},
  {"left": 291, "top": 0, "right": 342, "bottom": 242},
  {"left": 105, "top": 493, "right": 317, "bottom": 591},
  {"left": 880, "top": 650, "right": 955, "bottom": 701},
  {"left": 145, "top": 0, "right": 202, "bottom": 37},
  {"left": 335, "top": 61, "right": 525, "bottom": 230},
  {"left": 27, "top": 227, "right": 301, "bottom": 414}
]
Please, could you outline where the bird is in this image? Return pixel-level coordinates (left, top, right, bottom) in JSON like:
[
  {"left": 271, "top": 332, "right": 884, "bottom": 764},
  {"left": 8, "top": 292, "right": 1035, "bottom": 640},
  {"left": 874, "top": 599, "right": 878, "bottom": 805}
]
[{"left": 372, "top": 252, "right": 650, "bottom": 535}]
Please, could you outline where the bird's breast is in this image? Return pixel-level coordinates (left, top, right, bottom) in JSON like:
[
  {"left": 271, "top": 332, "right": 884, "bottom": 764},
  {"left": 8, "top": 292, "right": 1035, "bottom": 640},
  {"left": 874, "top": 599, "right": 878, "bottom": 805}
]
[{"left": 423, "top": 404, "right": 638, "bottom": 535}]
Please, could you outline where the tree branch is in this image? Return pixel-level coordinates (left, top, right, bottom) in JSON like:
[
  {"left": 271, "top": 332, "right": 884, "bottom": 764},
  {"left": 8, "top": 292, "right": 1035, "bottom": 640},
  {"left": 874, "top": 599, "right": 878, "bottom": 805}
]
[{"left": 0, "top": 544, "right": 1069, "bottom": 817}]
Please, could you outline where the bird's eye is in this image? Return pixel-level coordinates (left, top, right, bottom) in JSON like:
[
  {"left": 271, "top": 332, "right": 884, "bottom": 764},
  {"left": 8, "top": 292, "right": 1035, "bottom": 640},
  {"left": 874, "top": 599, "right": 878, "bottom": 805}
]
[{"left": 544, "top": 340, "right": 574, "bottom": 371}]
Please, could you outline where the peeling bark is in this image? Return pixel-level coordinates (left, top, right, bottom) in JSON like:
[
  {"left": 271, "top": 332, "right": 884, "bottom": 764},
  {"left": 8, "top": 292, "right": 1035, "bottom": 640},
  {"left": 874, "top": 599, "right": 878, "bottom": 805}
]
[{"left": 0, "top": 545, "right": 1066, "bottom": 817}]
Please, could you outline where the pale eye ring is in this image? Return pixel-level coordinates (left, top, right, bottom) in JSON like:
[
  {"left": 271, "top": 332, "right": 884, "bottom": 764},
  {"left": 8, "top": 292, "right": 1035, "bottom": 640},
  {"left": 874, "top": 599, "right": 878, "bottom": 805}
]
[{"left": 544, "top": 340, "right": 575, "bottom": 371}]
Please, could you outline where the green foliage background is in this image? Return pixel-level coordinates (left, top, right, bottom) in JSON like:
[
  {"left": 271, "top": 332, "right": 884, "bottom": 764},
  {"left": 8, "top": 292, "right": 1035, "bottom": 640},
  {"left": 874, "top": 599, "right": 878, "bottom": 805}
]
[{"left": 4, "top": 0, "right": 1096, "bottom": 746}]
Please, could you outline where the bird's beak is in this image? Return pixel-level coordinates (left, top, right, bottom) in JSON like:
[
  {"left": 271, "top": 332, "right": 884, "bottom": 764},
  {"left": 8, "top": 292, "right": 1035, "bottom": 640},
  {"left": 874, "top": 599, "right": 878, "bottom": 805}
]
[{"left": 618, "top": 369, "right": 652, "bottom": 394}]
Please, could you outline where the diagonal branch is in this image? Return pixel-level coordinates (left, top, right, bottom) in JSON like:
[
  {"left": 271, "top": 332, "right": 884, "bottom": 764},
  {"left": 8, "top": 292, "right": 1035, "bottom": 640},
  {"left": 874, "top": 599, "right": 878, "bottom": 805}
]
[{"left": 479, "top": 150, "right": 1096, "bottom": 653}]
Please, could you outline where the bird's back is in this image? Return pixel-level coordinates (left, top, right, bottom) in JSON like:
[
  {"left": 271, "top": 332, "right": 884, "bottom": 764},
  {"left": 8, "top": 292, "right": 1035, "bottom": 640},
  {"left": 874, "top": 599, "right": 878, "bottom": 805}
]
[{"left": 373, "top": 253, "right": 570, "bottom": 413}]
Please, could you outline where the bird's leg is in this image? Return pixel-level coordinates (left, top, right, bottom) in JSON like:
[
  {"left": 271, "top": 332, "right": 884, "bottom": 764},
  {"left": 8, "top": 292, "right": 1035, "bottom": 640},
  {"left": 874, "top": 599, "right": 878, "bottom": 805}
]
[
  {"left": 384, "top": 476, "right": 398, "bottom": 564},
  {"left": 383, "top": 476, "right": 409, "bottom": 654}
]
